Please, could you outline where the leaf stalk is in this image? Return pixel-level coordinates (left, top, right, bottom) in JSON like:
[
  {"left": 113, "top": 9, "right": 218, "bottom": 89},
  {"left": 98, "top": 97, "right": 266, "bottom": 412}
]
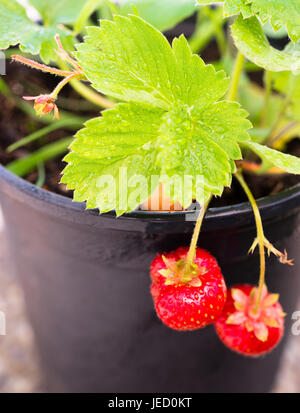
[
  {"left": 227, "top": 51, "right": 245, "bottom": 101},
  {"left": 184, "top": 195, "right": 212, "bottom": 275}
]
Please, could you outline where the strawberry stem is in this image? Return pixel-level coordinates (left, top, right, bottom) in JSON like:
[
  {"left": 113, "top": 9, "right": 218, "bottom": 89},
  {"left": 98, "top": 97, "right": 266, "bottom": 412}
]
[
  {"left": 58, "top": 60, "right": 115, "bottom": 109},
  {"left": 55, "top": 34, "right": 83, "bottom": 72},
  {"left": 235, "top": 170, "right": 265, "bottom": 313},
  {"left": 11, "top": 55, "right": 74, "bottom": 77},
  {"left": 67, "top": 77, "right": 115, "bottom": 109},
  {"left": 51, "top": 72, "right": 81, "bottom": 99},
  {"left": 184, "top": 195, "right": 212, "bottom": 274},
  {"left": 227, "top": 51, "right": 245, "bottom": 102},
  {"left": 261, "top": 70, "right": 273, "bottom": 128}
]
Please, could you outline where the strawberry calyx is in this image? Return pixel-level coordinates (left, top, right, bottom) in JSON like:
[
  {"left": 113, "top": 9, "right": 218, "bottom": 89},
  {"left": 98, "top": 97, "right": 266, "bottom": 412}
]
[
  {"left": 249, "top": 236, "right": 294, "bottom": 266},
  {"left": 158, "top": 255, "right": 208, "bottom": 287},
  {"left": 226, "top": 285, "right": 285, "bottom": 342}
]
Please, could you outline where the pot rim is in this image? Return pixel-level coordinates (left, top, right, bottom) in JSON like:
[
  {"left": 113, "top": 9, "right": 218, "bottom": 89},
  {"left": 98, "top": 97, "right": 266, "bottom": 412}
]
[{"left": 1, "top": 164, "right": 300, "bottom": 227}]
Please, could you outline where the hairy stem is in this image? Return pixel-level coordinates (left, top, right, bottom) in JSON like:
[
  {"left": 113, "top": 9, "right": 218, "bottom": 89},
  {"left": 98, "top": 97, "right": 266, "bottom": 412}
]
[
  {"left": 184, "top": 195, "right": 212, "bottom": 274},
  {"left": 51, "top": 72, "right": 81, "bottom": 99},
  {"left": 55, "top": 34, "right": 83, "bottom": 72},
  {"left": 13, "top": 52, "right": 114, "bottom": 109},
  {"left": 227, "top": 51, "right": 245, "bottom": 102},
  {"left": 11, "top": 55, "right": 73, "bottom": 77},
  {"left": 235, "top": 171, "right": 265, "bottom": 312}
]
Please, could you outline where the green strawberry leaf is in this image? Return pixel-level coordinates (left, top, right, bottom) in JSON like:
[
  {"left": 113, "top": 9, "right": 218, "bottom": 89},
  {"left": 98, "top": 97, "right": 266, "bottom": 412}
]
[
  {"left": 223, "top": 0, "right": 252, "bottom": 18},
  {"left": 231, "top": 16, "right": 300, "bottom": 72},
  {"left": 196, "top": 0, "right": 300, "bottom": 41},
  {"left": 248, "top": 0, "right": 300, "bottom": 43},
  {"left": 261, "top": 21, "right": 287, "bottom": 39},
  {"left": 196, "top": 0, "right": 253, "bottom": 17},
  {"left": 28, "top": 0, "right": 87, "bottom": 26},
  {"left": 62, "top": 104, "right": 163, "bottom": 214},
  {"left": 76, "top": 16, "right": 231, "bottom": 108},
  {"left": 62, "top": 16, "right": 252, "bottom": 214},
  {"left": 244, "top": 141, "right": 300, "bottom": 174},
  {"left": 118, "top": 0, "right": 197, "bottom": 32},
  {"left": 0, "top": 0, "right": 74, "bottom": 63}
]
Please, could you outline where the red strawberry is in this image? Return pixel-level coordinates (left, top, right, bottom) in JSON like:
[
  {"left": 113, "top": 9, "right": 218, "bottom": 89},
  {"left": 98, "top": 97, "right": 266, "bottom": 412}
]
[
  {"left": 151, "top": 247, "right": 221, "bottom": 296},
  {"left": 214, "top": 284, "right": 285, "bottom": 357},
  {"left": 150, "top": 247, "right": 227, "bottom": 331}
]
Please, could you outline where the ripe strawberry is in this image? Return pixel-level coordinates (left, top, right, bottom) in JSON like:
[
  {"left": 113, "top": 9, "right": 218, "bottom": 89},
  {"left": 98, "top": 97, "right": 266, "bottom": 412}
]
[
  {"left": 214, "top": 284, "right": 285, "bottom": 357},
  {"left": 150, "top": 246, "right": 227, "bottom": 331}
]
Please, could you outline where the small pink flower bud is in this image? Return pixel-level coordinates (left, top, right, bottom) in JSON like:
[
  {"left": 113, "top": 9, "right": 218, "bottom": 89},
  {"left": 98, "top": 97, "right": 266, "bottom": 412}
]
[{"left": 23, "top": 95, "right": 59, "bottom": 120}]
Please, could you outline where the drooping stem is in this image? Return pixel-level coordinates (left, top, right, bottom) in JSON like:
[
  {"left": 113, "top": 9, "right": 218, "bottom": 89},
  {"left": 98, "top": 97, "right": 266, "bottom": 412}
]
[
  {"left": 235, "top": 171, "right": 265, "bottom": 312},
  {"left": 184, "top": 195, "right": 212, "bottom": 274},
  {"left": 0, "top": 76, "right": 87, "bottom": 124},
  {"left": 51, "top": 72, "right": 81, "bottom": 99},
  {"left": 13, "top": 48, "right": 114, "bottom": 109},
  {"left": 227, "top": 51, "right": 245, "bottom": 102}
]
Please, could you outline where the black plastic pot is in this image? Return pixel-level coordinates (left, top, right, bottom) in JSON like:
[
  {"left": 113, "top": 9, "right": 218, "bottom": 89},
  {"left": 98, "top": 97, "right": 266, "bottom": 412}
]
[{"left": 0, "top": 164, "right": 300, "bottom": 393}]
